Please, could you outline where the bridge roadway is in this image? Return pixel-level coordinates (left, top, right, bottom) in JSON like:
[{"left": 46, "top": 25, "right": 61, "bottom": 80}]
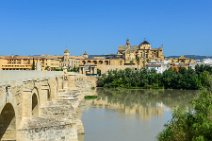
[
  {"left": 0, "top": 71, "right": 96, "bottom": 141},
  {"left": 0, "top": 70, "right": 64, "bottom": 85}
]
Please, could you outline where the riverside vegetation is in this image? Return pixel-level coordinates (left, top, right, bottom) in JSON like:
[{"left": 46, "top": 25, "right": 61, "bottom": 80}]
[
  {"left": 97, "top": 64, "right": 212, "bottom": 141},
  {"left": 97, "top": 64, "right": 212, "bottom": 90},
  {"left": 158, "top": 66, "right": 212, "bottom": 141},
  {"left": 158, "top": 90, "right": 212, "bottom": 141}
]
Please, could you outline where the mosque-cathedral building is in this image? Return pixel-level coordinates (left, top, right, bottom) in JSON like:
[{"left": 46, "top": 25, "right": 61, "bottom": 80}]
[
  {"left": 0, "top": 39, "right": 196, "bottom": 74},
  {"left": 117, "top": 39, "right": 164, "bottom": 66},
  {"left": 79, "top": 39, "right": 165, "bottom": 74}
]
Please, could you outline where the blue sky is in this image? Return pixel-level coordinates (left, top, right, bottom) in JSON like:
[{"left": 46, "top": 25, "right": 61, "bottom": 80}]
[{"left": 0, "top": 0, "right": 212, "bottom": 56}]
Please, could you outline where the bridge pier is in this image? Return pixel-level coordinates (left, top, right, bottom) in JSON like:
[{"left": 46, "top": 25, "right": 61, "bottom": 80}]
[
  {"left": 22, "top": 89, "right": 33, "bottom": 120},
  {"left": 39, "top": 88, "right": 49, "bottom": 107},
  {"left": 48, "top": 78, "right": 57, "bottom": 100}
]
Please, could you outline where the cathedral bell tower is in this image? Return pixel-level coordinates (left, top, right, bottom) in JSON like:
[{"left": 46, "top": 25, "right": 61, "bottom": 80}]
[
  {"left": 124, "top": 39, "right": 131, "bottom": 64},
  {"left": 126, "top": 38, "right": 131, "bottom": 48},
  {"left": 63, "top": 49, "right": 70, "bottom": 67}
]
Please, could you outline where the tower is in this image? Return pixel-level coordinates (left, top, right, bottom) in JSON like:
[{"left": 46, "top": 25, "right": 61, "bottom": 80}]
[
  {"left": 63, "top": 49, "right": 70, "bottom": 67},
  {"left": 82, "top": 51, "right": 88, "bottom": 59},
  {"left": 126, "top": 38, "right": 130, "bottom": 48},
  {"left": 124, "top": 39, "right": 131, "bottom": 63}
]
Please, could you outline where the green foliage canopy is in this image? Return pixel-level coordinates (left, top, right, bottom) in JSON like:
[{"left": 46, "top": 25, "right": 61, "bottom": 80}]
[
  {"left": 158, "top": 91, "right": 212, "bottom": 141},
  {"left": 97, "top": 65, "right": 212, "bottom": 90}
]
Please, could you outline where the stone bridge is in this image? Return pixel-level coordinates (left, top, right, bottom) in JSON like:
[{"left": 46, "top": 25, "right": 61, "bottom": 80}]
[{"left": 0, "top": 71, "right": 96, "bottom": 141}]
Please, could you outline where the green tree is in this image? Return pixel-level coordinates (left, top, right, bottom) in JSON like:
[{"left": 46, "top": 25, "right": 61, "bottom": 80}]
[
  {"left": 158, "top": 91, "right": 212, "bottom": 141},
  {"left": 195, "top": 64, "right": 212, "bottom": 75},
  {"left": 96, "top": 66, "right": 212, "bottom": 90},
  {"left": 32, "top": 58, "right": 35, "bottom": 70},
  {"left": 97, "top": 69, "right": 101, "bottom": 76}
]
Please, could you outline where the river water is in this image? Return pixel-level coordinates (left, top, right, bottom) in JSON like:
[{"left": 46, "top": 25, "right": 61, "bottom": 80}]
[{"left": 79, "top": 89, "right": 198, "bottom": 141}]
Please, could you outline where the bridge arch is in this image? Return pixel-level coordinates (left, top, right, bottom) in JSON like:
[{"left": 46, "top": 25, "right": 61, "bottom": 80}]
[
  {"left": 55, "top": 77, "right": 59, "bottom": 92},
  {"left": 0, "top": 103, "right": 16, "bottom": 140},
  {"left": 47, "top": 80, "right": 57, "bottom": 100},
  {"left": 31, "top": 87, "right": 40, "bottom": 117},
  {"left": 32, "top": 93, "right": 39, "bottom": 117},
  {"left": 46, "top": 83, "right": 52, "bottom": 101}
]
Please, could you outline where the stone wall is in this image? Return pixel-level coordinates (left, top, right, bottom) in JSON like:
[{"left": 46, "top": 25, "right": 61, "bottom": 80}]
[{"left": 97, "top": 65, "right": 139, "bottom": 74}]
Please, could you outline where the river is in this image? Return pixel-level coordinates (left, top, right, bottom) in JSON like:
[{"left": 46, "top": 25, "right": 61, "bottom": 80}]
[{"left": 79, "top": 89, "right": 198, "bottom": 141}]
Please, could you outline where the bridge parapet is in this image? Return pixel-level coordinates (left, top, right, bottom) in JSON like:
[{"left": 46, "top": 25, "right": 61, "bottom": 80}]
[{"left": 0, "top": 70, "right": 67, "bottom": 85}]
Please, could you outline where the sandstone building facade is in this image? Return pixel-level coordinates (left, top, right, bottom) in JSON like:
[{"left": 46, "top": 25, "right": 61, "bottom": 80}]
[
  {"left": 0, "top": 50, "right": 81, "bottom": 70},
  {"left": 168, "top": 56, "right": 196, "bottom": 69}
]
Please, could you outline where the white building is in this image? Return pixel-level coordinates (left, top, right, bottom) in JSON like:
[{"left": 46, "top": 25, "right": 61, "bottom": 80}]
[
  {"left": 146, "top": 62, "right": 168, "bottom": 73},
  {"left": 202, "top": 58, "right": 212, "bottom": 66}
]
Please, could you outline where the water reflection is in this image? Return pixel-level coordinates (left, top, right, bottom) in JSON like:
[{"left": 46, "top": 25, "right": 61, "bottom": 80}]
[{"left": 80, "top": 89, "right": 198, "bottom": 141}]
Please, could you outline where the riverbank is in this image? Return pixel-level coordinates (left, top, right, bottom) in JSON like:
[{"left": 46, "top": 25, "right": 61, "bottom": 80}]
[{"left": 97, "top": 65, "right": 212, "bottom": 90}]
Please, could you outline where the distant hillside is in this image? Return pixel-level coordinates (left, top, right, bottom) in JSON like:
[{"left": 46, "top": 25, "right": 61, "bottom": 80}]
[{"left": 166, "top": 55, "right": 212, "bottom": 60}]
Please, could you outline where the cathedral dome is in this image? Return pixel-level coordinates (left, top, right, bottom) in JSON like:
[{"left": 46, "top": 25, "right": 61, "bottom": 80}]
[
  {"left": 64, "top": 49, "right": 70, "bottom": 53},
  {"left": 83, "top": 51, "right": 88, "bottom": 55},
  {"left": 139, "top": 40, "right": 150, "bottom": 46}
]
